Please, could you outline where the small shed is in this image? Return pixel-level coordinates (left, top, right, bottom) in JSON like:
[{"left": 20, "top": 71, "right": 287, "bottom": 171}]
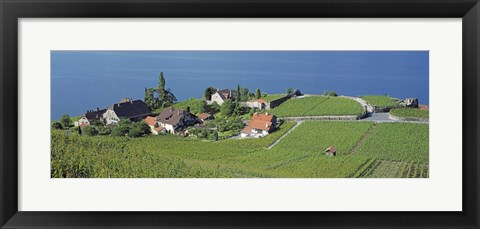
[{"left": 325, "top": 146, "right": 336, "bottom": 156}]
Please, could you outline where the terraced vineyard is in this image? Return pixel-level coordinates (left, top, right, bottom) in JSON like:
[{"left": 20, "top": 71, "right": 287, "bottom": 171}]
[
  {"left": 358, "top": 160, "right": 429, "bottom": 178},
  {"left": 360, "top": 95, "right": 401, "bottom": 108},
  {"left": 270, "top": 96, "right": 364, "bottom": 117},
  {"left": 51, "top": 120, "right": 429, "bottom": 178},
  {"left": 390, "top": 108, "right": 429, "bottom": 119},
  {"left": 355, "top": 123, "right": 429, "bottom": 163}
]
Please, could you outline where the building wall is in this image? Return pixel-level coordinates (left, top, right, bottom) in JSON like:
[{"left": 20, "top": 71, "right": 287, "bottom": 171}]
[
  {"left": 210, "top": 93, "right": 225, "bottom": 105},
  {"left": 103, "top": 109, "right": 120, "bottom": 125},
  {"left": 267, "top": 95, "right": 290, "bottom": 109}
]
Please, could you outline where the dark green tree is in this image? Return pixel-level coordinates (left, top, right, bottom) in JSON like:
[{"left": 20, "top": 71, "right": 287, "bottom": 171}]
[
  {"left": 255, "top": 88, "right": 261, "bottom": 99},
  {"left": 213, "top": 130, "right": 218, "bottom": 141},
  {"left": 51, "top": 121, "right": 63, "bottom": 130},
  {"left": 329, "top": 91, "right": 337, "bottom": 97},
  {"left": 220, "top": 99, "right": 234, "bottom": 117},
  {"left": 286, "top": 88, "right": 294, "bottom": 94},
  {"left": 60, "top": 114, "right": 71, "bottom": 129},
  {"left": 82, "top": 126, "right": 98, "bottom": 136},
  {"left": 204, "top": 86, "right": 217, "bottom": 100},
  {"left": 144, "top": 88, "right": 156, "bottom": 109},
  {"left": 324, "top": 90, "right": 328, "bottom": 96},
  {"left": 158, "top": 72, "right": 166, "bottom": 103}
]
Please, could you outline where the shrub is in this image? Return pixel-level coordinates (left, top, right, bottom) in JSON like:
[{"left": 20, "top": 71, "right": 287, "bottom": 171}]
[
  {"left": 51, "top": 121, "right": 63, "bottom": 130},
  {"left": 82, "top": 126, "right": 98, "bottom": 136}
]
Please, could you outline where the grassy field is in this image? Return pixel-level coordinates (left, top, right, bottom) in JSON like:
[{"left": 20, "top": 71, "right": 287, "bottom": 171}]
[
  {"left": 261, "top": 94, "right": 287, "bottom": 102},
  {"left": 390, "top": 108, "right": 429, "bottom": 119},
  {"left": 360, "top": 95, "right": 401, "bottom": 108},
  {"left": 172, "top": 98, "right": 206, "bottom": 115},
  {"left": 51, "top": 120, "right": 428, "bottom": 178},
  {"left": 269, "top": 96, "right": 364, "bottom": 117}
]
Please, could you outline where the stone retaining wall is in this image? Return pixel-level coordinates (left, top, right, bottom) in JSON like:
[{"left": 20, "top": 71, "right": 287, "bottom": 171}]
[
  {"left": 388, "top": 113, "right": 429, "bottom": 122},
  {"left": 280, "top": 115, "right": 360, "bottom": 121}
]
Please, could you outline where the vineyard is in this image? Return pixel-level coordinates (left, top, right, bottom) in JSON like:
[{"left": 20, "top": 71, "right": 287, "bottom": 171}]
[
  {"left": 51, "top": 120, "right": 429, "bottom": 178},
  {"left": 360, "top": 95, "right": 401, "bottom": 108},
  {"left": 390, "top": 108, "right": 429, "bottom": 119},
  {"left": 269, "top": 96, "right": 364, "bottom": 117},
  {"left": 261, "top": 94, "right": 287, "bottom": 102}
]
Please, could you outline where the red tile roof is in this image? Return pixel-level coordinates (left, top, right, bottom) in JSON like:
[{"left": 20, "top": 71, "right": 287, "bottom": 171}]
[
  {"left": 251, "top": 113, "right": 275, "bottom": 122},
  {"left": 248, "top": 120, "right": 273, "bottom": 131},
  {"left": 144, "top": 116, "right": 157, "bottom": 126},
  {"left": 241, "top": 125, "right": 252, "bottom": 134},
  {"left": 79, "top": 123, "right": 89, "bottom": 127},
  {"left": 257, "top": 99, "right": 267, "bottom": 104},
  {"left": 198, "top": 113, "right": 211, "bottom": 120}
]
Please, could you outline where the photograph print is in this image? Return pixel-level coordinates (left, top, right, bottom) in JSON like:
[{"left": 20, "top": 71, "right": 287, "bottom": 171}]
[{"left": 51, "top": 51, "right": 429, "bottom": 178}]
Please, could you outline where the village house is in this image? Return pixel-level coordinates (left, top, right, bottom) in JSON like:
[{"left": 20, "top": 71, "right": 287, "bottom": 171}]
[
  {"left": 84, "top": 98, "right": 151, "bottom": 125},
  {"left": 156, "top": 107, "right": 199, "bottom": 134},
  {"left": 144, "top": 116, "right": 165, "bottom": 135},
  {"left": 74, "top": 116, "right": 90, "bottom": 127},
  {"left": 242, "top": 98, "right": 268, "bottom": 110},
  {"left": 325, "top": 146, "right": 336, "bottom": 156},
  {"left": 206, "top": 88, "right": 237, "bottom": 106},
  {"left": 240, "top": 113, "right": 278, "bottom": 138},
  {"left": 198, "top": 113, "right": 214, "bottom": 122}
]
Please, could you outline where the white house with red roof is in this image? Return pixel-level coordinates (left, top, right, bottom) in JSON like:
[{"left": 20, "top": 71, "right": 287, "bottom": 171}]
[
  {"left": 240, "top": 113, "right": 278, "bottom": 138},
  {"left": 144, "top": 116, "right": 165, "bottom": 135},
  {"left": 74, "top": 116, "right": 90, "bottom": 127}
]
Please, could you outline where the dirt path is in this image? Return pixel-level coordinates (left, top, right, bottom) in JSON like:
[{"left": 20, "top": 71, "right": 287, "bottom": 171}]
[
  {"left": 267, "top": 121, "right": 303, "bottom": 149},
  {"left": 348, "top": 124, "right": 377, "bottom": 154}
]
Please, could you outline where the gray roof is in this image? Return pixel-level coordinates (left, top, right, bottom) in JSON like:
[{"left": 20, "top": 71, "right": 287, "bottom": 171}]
[
  {"left": 110, "top": 100, "right": 151, "bottom": 119},
  {"left": 85, "top": 109, "right": 107, "bottom": 121},
  {"left": 156, "top": 107, "right": 190, "bottom": 126}
]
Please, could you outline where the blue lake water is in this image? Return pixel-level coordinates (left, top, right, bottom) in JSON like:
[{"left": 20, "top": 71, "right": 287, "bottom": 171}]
[{"left": 51, "top": 51, "right": 429, "bottom": 120}]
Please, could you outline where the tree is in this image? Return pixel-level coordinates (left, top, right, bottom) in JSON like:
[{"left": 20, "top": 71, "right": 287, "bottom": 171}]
[
  {"left": 195, "top": 100, "right": 207, "bottom": 114},
  {"left": 209, "top": 102, "right": 221, "bottom": 113},
  {"left": 162, "top": 88, "right": 177, "bottom": 107},
  {"left": 82, "top": 126, "right": 98, "bottom": 136},
  {"left": 286, "top": 88, "right": 294, "bottom": 94},
  {"left": 111, "top": 119, "right": 132, "bottom": 136},
  {"left": 324, "top": 90, "right": 328, "bottom": 96},
  {"left": 60, "top": 114, "right": 71, "bottom": 129},
  {"left": 128, "top": 121, "right": 150, "bottom": 138},
  {"left": 144, "top": 88, "right": 156, "bottom": 109},
  {"left": 158, "top": 72, "right": 166, "bottom": 103},
  {"left": 220, "top": 99, "right": 234, "bottom": 117},
  {"left": 239, "top": 86, "right": 250, "bottom": 102},
  {"left": 204, "top": 86, "right": 217, "bottom": 100},
  {"left": 329, "top": 91, "right": 337, "bottom": 97},
  {"left": 233, "top": 85, "right": 241, "bottom": 116},
  {"left": 213, "top": 131, "right": 218, "bottom": 141},
  {"left": 51, "top": 122, "right": 63, "bottom": 130},
  {"left": 255, "top": 88, "right": 261, "bottom": 99}
]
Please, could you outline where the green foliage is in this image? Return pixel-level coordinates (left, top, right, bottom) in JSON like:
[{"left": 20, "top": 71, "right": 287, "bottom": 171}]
[
  {"left": 260, "top": 94, "right": 286, "bottom": 102},
  {"left": 255, "top": 88, "right": 261, "bottom": 99},
  {"left": 220, "top": 99, "right": 234, "bottom": 117},
  {"left": 324, "top": 90, "right": 328, "bottom": 96},
  {"left": 52, "top": 121, "right": 63, "bottom": 130},
  {"left": 390, "top": 108, "right": 429, "bottom": 119},
  {"left": 208, "top": 102, "right": 221, "bottom": 114},
  {"left": 128, "top": 121, "right": 150, "bottom": 138},
  {"left": 360, "top": 95, "right": 401, "bottom": 108},
  {"left": 97, "top": 125, "right": 112, "bottom": 135},
  {"left": 238, "top": 86, "right": 251, "bottom": 102},
  {"left": 51, "top": 120, "right": 429, "bottom": 178},
  {"left": 144, "top": 88, "right": 156, "bottom": 109},
  {"left": 204, "top": 86, "right": 217, "bottom": 100},
  {"left": 111, "top": 119, "right": 132, "bottom": 136},
  {"left": 356, "top": 123, "right": 429, "bottom": 163},
  {"left": 286, "top": 88, "right": 294, "bottom": 94},
  {"left": 329, "top": 91, "right": 337, "bottom": 97},
  {"left": 173, "top": 98, "right": 207, "bottom": 115},
  {"left": 82, "top": 126, "right": 98, "bottom": 136},
  {"left": 60, "top": 113, "right": 72, "bottom": 129},
  {"left": 211, "top": 116, "right": 244, "bottom": 133},
  {"left": 269, "top": 96, "right": 363, "bottom": 117}
]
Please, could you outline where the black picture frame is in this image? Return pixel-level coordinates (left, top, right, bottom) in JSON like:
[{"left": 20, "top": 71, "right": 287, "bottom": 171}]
[{"left": 1, "top": 0, "right": 479, "bottom": 228}]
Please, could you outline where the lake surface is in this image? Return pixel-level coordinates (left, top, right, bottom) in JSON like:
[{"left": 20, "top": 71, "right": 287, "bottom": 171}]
[{"left": 51, "top": 51, "right": 429, "bottom": 120}]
